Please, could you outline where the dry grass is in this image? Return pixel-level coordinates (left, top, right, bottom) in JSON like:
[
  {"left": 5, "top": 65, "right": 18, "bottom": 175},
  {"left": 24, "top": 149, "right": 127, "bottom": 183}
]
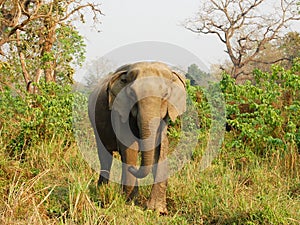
[{"left": 0, "top": 134, "right": 299, "bottom": 224}]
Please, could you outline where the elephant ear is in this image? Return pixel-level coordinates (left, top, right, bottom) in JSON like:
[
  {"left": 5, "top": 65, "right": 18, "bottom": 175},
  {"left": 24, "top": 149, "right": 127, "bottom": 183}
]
[
  {"left": 108, "top": 65, "right": 130, "bottom": 109},
  {"left": 167, "top": 71, "right": 186, "bottom": 122}
]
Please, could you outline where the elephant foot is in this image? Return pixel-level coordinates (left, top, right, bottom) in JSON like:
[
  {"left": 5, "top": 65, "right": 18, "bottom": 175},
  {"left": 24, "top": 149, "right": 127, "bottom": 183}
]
[
  {"left": 146, "top": 199, "right": 168, "bottom": 215},
  {"left": 123, "top": 185, "right": 139, "bottom": 201},
  {"left": 98, "top": 174, "right": 109, "bottom": 186}
]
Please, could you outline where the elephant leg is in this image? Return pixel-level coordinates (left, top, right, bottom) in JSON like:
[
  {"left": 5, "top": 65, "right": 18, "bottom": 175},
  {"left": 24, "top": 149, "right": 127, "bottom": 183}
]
[
  {"left": 95, "top": 134, "right": 113, "bottom": 186},
  {"left": 119, "top": 141, "right": 139, "bottom": 200},
  {"left": 147, "top": 126, "right": 169, "bottom": 215},
  {"left": 98, "top": 148, "right": 113, "bottom": 186}
]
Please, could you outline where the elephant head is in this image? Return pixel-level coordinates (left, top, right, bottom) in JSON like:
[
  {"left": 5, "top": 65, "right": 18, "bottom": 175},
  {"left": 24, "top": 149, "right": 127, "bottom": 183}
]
[{"left": 108, "top": 62, "right": 186, "bottom": 178}]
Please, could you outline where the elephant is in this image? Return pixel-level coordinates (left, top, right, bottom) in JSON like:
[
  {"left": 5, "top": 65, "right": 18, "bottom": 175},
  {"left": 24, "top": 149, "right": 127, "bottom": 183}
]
[{"left": 88, "top": 61, "right": 186, "bottom": 214}]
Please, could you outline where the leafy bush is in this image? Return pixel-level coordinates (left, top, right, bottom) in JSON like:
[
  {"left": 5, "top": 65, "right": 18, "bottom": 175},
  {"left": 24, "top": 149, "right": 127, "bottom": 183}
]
[
  {"left": 0, "top": 63, "right": 300, "bottom": 224},
  {"left": 0, "top": 82, "right": 86, "bottom": 157},
  {"left": 167, "top": 80, "right": 212, "bottom": 160},
  {"left": 220, "top": 59, "right": 300, "bottom": 157}
]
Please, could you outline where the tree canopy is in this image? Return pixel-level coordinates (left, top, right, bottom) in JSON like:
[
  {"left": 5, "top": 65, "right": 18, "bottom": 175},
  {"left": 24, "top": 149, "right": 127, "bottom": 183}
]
[
  {"left": 0, "top": 0, "right": 102, "bottom": 92},
  {"left": 186, "top": 64, "right": 210, "bottom": 86}
]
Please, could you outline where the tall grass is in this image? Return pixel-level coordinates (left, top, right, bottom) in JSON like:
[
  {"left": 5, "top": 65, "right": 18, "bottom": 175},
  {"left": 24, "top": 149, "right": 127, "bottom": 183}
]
[
  {"left": 0, "top": 133, "right": 299, "bottom": 224},
  {"left": 1, "top": 63, "right": 300, "bottom": 224}
]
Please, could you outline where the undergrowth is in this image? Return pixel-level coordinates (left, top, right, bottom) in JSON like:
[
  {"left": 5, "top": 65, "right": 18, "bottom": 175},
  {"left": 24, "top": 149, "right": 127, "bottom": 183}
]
[{"left": 0, "top": 61, "right": 299, "bottom": 224}]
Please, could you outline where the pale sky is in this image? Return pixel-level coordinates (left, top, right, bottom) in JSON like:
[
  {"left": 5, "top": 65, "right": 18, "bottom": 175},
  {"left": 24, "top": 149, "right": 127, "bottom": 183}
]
[
  {"left": 76, "top": 0, "right": 224, "bottom": 78},
  {"left": 95, "top": 0, "right": 226, "bottom": 64},
  {"left": 75, "top": 0, "right": 300, "bottom": 81}
]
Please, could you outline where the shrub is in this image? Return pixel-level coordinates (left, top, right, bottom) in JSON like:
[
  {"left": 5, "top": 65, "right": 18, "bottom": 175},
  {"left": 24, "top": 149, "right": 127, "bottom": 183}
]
[
  {"left": 220, "top": 59, "right": 300, "bottom": 157},
  {"left": 0, "top": 82, "right": 87, "bottom": 158}
]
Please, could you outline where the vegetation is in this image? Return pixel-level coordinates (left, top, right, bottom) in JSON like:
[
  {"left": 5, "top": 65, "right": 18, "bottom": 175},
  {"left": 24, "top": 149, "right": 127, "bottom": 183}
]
[
  {"left": 0, "top": 0, "right": 102, "bottom": 91},
  {"left": 185, "top": 64, "right": 210, "bottom": 86},
  {"left": 186, "top": 0, "right": 300, "bottom": 80},
  {"left": 0, "top": 0, "right": 299, "bottom": 224},
  {"left": 1, "top": 60, "right": 299, "bottom": 224}
]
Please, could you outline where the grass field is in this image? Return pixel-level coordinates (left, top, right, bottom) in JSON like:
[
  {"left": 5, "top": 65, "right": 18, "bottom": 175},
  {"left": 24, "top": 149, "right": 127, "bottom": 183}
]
[
  {"left": 1, "top": 64, "right": 299, "bottom": 224},
  {"left": 1, "top": 133, "right": 299, "bottom": 225}
]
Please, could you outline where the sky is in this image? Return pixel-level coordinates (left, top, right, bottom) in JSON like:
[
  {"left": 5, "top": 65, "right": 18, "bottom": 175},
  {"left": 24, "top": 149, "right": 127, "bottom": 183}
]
[
  {"left": 75, "top": 0, "right": 300, "bottom": 81},
  {"left": 75, "top": 0, "right": 224, "bottom": 81}
]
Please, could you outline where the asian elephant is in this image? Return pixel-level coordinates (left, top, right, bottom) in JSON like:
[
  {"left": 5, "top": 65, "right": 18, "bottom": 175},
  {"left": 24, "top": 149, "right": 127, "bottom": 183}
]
[{"left": 88, "top": 61, "right": 186, "bottom": 214}]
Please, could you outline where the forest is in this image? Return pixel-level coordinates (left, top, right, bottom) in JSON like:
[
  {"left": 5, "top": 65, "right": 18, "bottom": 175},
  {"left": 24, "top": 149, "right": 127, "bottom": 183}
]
[{"left": 0, "top": 0, "right": 299, "bottom": 224}]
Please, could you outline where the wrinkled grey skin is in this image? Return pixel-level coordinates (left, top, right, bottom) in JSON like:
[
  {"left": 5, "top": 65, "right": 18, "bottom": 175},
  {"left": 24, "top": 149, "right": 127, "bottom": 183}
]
[{"left": 88, "top": 62, "right": 186, "bottom": 214}]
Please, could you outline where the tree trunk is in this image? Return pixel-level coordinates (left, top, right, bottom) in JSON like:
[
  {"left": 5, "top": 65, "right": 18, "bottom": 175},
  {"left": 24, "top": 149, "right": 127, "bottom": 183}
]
[
  {"left": 16, "top": 30, "right": 32, "bottom": 93},
  {"left": 42, "top": 20, "right": 56, "bottom": 83}
]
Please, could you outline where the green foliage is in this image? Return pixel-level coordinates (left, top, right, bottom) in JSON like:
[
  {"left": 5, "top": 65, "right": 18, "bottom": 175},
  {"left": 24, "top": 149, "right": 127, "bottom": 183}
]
[
  {"left": 0, "top": 82, "right": 87, "bottom": 157},
  {"left": 186, "top": 63, "right": 210, "bottom": 86},
  {"left": 221, "top": 59, "right": 300, "bottom": 156},
  {"left": 0, "top": 4, "right": 88, "bottom": 89},
  {"left": 0, "top": 61, "right": 300, "bottom": 224},
  {"left": 168, "top": 79, "right": 211, "bottom": 153},
  {"left": 54, "top": 24, "right": 86, "bottom": 83}
]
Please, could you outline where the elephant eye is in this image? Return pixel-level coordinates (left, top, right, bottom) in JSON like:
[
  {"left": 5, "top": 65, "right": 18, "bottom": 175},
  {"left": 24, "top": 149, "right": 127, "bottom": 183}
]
[{"left": 121, "top": 77, "right": 127, "bottom": 83}]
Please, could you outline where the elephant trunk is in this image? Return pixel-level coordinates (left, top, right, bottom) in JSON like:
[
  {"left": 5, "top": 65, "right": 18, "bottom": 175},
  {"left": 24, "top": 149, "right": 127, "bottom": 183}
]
[
  {"left": 128, "top": 98, "right": 160, "bottom": 178},
  {"left": 128, "top": 138, "right": 155, "bottom": 178}
]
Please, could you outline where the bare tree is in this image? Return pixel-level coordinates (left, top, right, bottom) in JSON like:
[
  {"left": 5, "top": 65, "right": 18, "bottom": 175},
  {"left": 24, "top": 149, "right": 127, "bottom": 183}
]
[{"left": 185, "top": 0, "right": 300, "bottom": 80}]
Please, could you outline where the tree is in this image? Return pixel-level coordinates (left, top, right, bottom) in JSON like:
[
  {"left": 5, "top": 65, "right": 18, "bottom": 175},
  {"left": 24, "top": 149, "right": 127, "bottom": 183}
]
[
  {"left": 0, "top": 0, "right": 102, "bottom": 92},
  {"left": 281, "top": 31, "right": 300, "bottom": 64},
  {"left": 84, "top": 57, "right": 115, "bottom": 87},
  {"left": 247, "top": 31, "right": 300, "bottom": 74},
  {"left": 186, "top": 0, "right": 300, "bottom": 80},
  {"left": 186, "top": 63, "right": 210, "bottom": 86}
]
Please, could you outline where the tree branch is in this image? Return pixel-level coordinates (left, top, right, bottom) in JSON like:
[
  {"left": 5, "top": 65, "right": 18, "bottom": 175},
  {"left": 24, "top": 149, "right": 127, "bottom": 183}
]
[{"left": 185, "top": 0, "right": 300, "bottom": 78}]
